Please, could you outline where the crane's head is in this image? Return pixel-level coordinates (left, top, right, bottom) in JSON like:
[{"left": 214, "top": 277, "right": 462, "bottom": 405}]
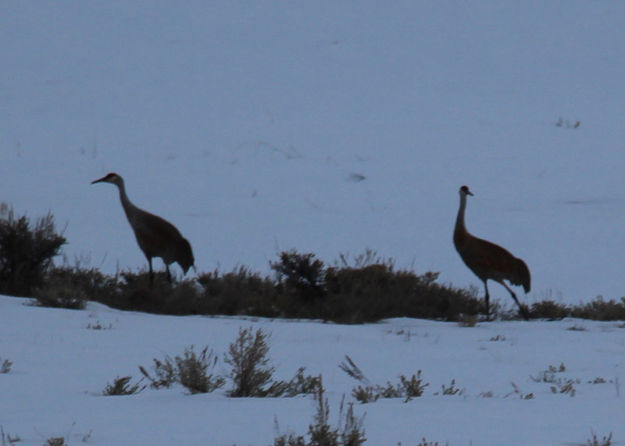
[
  {"left": 91, "top": 172, "right": 122, "bottom": 186},
  {"left": 459, "top": 185, "right": 473, "bottom": 197},
  {"left": 177, "top": 237, "right": 195, "bottom": 275}
]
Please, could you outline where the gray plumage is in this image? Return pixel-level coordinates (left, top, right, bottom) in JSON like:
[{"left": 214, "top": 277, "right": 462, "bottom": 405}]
[
  {"left": 453, "top": 185, "right": 530, "bottom": 320},
  {"left": 92, "top": 172, "right": 194, "bottom": 284}
]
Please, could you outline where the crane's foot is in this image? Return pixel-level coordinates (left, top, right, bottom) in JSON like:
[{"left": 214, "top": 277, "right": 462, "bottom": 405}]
[{"left": 518, "top": 304, "right": 531, "bottom": 321}]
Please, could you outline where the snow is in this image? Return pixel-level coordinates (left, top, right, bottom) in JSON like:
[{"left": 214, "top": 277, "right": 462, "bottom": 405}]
[
  {"left": 0, "top": 295, "right": 624, "bottom": 445},
  {"left": 2, "top": 1, "right": 625, "bottom": 444}
]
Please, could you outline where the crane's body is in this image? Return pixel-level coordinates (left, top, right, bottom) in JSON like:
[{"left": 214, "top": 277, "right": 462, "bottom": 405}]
[
  {"left": 453, "top": 185, "right": 530, "bottom": 320},
  {"left": 92, "top": 173, "right": 194, "bottom": 284}
]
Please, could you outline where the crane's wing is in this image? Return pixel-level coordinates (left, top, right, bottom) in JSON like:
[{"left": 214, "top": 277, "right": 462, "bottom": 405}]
[{"left": 459, "top": 236, "right": 530, "bottom": 292}]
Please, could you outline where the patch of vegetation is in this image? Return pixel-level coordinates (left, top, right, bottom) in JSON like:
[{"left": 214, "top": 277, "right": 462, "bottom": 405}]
[
  {"left": 102, "top": 376, "right": 145, "bottom": 396},
  {"left": 587, "top": 430, "right": 612, "bottom": 446},
  {"left": 555, "top": 117, "right": 581, "bottom": 129},
  {"left": 0, "top": 426, "right": 21, "bottom": 445},
  {"left": 139, "top": 346, "right": 225, "bottom": 394},
  {"left": 45, "top": 437, "right": 66, "bottom": 446},
  {"left": 37, "top": 264, "right": 118, "bottom": 310},
  {"left": 32, "top": 272, "right": 87, "bottom": 310},
  {"left": 529, "top": 297, "right": 625, "bottom": 321},
  {"left": 198, "top": 267, "right": 277, "bottom": 317},
  {"left": 138, "top": 329, "right": 318, "bottom": 398},
  {"left": 529, "top": 299, "right": 569, "bottom": 320},
  {"left": 457, "top": 314, "right": 478, "bottom": 327},
  {"left": 437, "top": 379, "right": 462, "bottom": 396},
  {"left": 571, "top": 297, "right": 625, "bottom": 321},
  {"left": 86, "top": 321, "right": 113, "bottom": 330},
  {"left": 273, "top": 378, "right": 366, "bottom": 446},
  {"left": 271, "top": 250, "right": 326, "bottom": 302},
  {"left": 567, "top": 324, "right": 587, "bottom": 332},
  {"left": 339, "top": 355, "right": 428, "bottom": 403},
  {"left": 506, "top": 382, "right": 534, "bottom": 400},
  {"left": 0, "top": 205, "right": 66, "bottom": 297},
  {"left": 225, "top": 327, "right": 275, "bottom": 397},
  {"left": 4, "top": 204, "right": 625, "bottom": 324},
  {"left": 551, "top": 380, "right": 576, "bottom": 396},
  {"left": 417, "top": 440, "right": 449, "bottom": 446},
  {"left": 265, "top": 367, "right": 321, "bottom": 398},
  {"left": 0, "top": 359, "right": 12, "bottom": 374},
  {"left": 529, "top": 362, "right": 577, "bottom": 396},
  {"left": 588, "top": 377, "right": 609, "bottom": 384},
  {"left": 530, "top": 363, "right": 566, "bottom": 383},
  {"left": 62, "top": 249, "right": 480, "bottom": 324},
  {"left": 322, "top": 255, "right": 479, "bottom": 323},
  {"left": 223, "top": 326, "right": 318, "bottom": 398}
]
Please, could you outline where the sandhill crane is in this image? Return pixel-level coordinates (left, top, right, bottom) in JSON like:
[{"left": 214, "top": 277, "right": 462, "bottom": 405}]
[
  {"left": 453, "top": 185, "right": 530, "bottom": 320},
  {"left": 91, "top": 173, "right": 194, "bottom": 285}
]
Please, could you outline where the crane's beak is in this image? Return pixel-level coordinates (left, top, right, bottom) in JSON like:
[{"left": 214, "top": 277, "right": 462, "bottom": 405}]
[
  {"left": 467, "top": 189, "right": 474, "bottom": 196},
  {"left": 91, "top": 175, "right": 107, "bottom": 184}
]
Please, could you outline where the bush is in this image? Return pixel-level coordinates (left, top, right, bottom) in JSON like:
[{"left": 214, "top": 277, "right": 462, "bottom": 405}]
[
  {"left": 273, "top": 378, "right": 366, "bottom": 446},
  {"left": 339, "top": 355, "right": 428, "bottom": 403},
  {"left": 271, "top": 251, "right": 326, "bottom": 302},
  {"left": 0, "top": 427, "right": 21, "bottom": 445},
  {"left": 23, "top": 237, "right": 625, "bottom": 323},
  {"left": 102, "top": 376, "right": 145, "bottom": 395},
  {"left": 198, "top": 267, "right": 278, "bottom": 317},
  {"left": 571, "top": 297, "right": 625, "bottom": 321},
  {"left": 530, "top": 300, "right": 569, "bottom": 320},
  {"left": 1, "top": 358, "right": 12, "bottom": 374},
  {"left": 139, "top": 346, "right": 225, "bottom": 394},
  {"left": 33, "top": 272, "right": 87, "bottom": 310},
  {"left": 36, "top": 248, "right": 481, "bottom": 323},
  {"left": 0, "top": 206, "right": 66, "bottom": 296},
  {"left": 323, "top": 262, "right": 479, "bottom": 323},
  {"left": 225, "top": 327, "right": 275, "bottom": 397},
  {"left": 587, "top": 430, "right": 612, "bottom": 446},
  {"left": 528, "top": 297, "right": 625, "bottom": 321}
]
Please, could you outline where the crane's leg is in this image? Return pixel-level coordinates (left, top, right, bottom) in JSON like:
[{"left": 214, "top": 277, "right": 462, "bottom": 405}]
[
  {"left": 165, "top": 265, "right": 172, "bottom": 284},
  {"left": 148, "top": 258, "right": 154, "bottom": 286},
  {"left": 482, "top": 280, "right": 491, "bottom": 321},
  {"left": 500, "top": 281, "right": 530, "bottom": 321}
]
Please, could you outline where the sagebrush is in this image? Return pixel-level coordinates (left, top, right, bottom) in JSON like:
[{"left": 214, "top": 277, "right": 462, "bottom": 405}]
[
  {"left": 139, "top": 346, "right": 225, "bottom": 394},
  {"left": 0, "top": 206, "right": 66, "bottom": 296}
]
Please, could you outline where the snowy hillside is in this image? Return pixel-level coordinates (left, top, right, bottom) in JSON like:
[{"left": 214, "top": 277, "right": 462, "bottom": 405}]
[
  {"left": 3, "top": 2, "right": 625, "bottom": 304},
  {"left": 0, "top": 295, "right": 623, "bottom": 445},
  {"left": 2, "top": 3, "right": 625, "bottom": 444}
]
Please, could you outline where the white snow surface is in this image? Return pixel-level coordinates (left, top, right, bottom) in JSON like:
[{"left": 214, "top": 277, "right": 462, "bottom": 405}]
[
  {"left": 2, "top": 2, "right": 625, "bottom": 444},
  {"left": 2, "top": 1, "right": 625, "bottom": 303},
  {"left": 0, "top": 295, "right": 624, "bottom": 445}
]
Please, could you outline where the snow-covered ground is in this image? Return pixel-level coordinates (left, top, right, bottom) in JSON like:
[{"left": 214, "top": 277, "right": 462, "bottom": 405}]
[
  {"left": 0, "top": 294, "right": 623, "bottom": 445},
  {"left": 2, "top": 2, "right": 625, "bottom": 445},
  {"left": 3, "top": 2, "right": 625, "bottom": 304}
]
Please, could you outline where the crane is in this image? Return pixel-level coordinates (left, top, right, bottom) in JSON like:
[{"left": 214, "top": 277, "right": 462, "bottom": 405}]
[
  {"left": 91, "top": 172, "right": 195, "bottom": 285},
  {"left": 453, "top": 185, "right": 530, "bottom": 320}
]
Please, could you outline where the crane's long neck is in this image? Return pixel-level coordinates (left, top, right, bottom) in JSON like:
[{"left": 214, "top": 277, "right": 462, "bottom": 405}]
[
  {"left": 116, "top": 179, "right": 141, "bottom": 223},
  {"left": 455, "top": 193, "right": 468, "bottom": 237}
]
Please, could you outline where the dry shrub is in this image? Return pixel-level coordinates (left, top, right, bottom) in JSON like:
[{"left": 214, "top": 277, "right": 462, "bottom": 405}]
[
  {"left": 0, "top": 206, "right": 66, "bottom": 296},
  {"left": 139, "top": 346, "right": 225, "bottom": 394},
  {"left": 225, "top": 327, "right": 274, "bottom": 397}
]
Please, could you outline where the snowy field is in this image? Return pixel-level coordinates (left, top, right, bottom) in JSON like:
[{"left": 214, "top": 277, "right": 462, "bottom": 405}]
[
  {"left": 0, "top": 294, "right": 623, "bottom": 445},
  {"left": 2, "top": 2, "right": 625, "bottom": 445}
]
